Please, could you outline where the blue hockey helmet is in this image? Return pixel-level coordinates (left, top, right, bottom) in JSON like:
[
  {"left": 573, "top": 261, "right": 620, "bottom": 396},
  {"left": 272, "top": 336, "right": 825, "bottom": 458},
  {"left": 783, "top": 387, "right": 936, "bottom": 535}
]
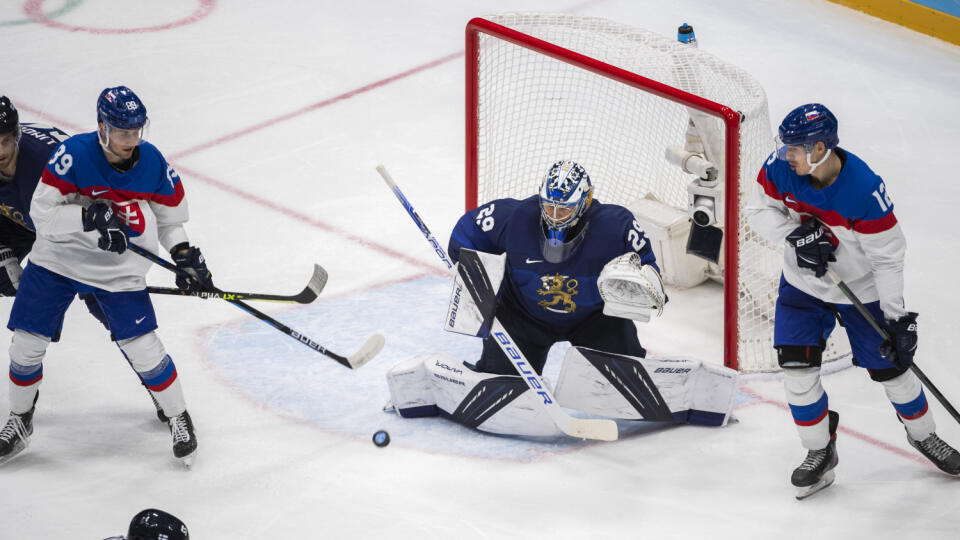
[
  {"left": 127, "top": 509, "right": 189, "bottom": 540},
  {"left": 97, "top": 86, "right": 148, "bottom": 130},
  {"left": 775, "top": 103, "right": 838, "bottom": 160},
  {"left": 539, "top": 160, "right": 593, "bottom": 263}
]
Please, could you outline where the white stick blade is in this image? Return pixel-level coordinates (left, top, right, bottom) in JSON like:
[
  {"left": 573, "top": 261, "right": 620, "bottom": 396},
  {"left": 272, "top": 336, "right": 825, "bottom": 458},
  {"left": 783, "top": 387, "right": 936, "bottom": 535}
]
[
  {"left": 565, "top": 417, "right": 619, "bottom": 442},
  {"left": 348, "top": 333, "right": 386, "bottom": 369},
  {"left": 308, "top": 264, "right": 328, "bottom": 295}
]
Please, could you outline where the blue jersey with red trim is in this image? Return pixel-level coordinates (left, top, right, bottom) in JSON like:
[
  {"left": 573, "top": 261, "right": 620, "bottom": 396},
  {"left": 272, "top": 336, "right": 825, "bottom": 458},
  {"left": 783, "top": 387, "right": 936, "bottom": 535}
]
[
  {"left": 747, "top": 148, "right": 907, "bottom": 319},
  {"left": 448, "top": 196, "right": 658, "bottom": 334},
  {"left": 28, "top": 132, "right": 190, "bottom": 292}
]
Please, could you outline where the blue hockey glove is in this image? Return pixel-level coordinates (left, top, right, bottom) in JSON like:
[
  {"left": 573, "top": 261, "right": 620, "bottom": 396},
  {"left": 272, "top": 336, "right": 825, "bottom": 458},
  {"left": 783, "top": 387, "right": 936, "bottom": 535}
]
[
  {"left": 879, "top": 312, "right": 919, "bottom": 370},
  {"left": 786, "top": 219, "right": 836, "bottom": 278},
  {"left": 172, "top": 246, "right": 214, "bottom": 293},
  {"left": 82, "top": 201, "right": 128, "bottom": 254},
  {"left": 0, "top": 247, "right": 22, "bottom": 296}
]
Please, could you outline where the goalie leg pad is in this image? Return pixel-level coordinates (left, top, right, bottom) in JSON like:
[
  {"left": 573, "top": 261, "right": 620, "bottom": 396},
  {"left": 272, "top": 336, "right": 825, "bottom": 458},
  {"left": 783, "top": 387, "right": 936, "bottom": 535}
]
[
  {"left": 554, "top": 347, "right": 738, "bottom": 426},
  {"left": 386, "top": 353, "right": 562, "bottom": 437}
]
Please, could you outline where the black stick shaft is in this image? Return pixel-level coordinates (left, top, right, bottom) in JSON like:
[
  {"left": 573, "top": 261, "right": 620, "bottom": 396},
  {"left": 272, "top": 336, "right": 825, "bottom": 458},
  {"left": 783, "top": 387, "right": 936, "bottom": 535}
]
[
  {"left": 147, "top": 286, "right": 311, "bottom": 304},
  {"left": 827, "top": 270, "right": 960, "bottom": 424},
  {"left": 129, "top": 244, "right": 352, "bottom": 368}
]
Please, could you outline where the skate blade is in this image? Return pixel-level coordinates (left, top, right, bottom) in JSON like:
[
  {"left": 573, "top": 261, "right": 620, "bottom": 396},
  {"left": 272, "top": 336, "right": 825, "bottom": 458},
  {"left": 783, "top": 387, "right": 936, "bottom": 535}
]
[{"left": 795, "top": 470, "right": 835, "bottom": 500}]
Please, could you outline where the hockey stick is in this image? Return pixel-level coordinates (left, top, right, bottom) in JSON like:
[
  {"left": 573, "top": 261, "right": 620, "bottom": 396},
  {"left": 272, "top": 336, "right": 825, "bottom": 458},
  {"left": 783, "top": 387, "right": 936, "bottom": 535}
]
[
  {"left": 128, "top": 243, "right": 383, "bottom": 369},
  {"left": 146, "top": 263, "right": 327, "bottom": 304},
  {"left": 376, "top": 165, "right": 454, "bottom": 270},
  {"left": 825, "top": 269, "right": 960, "bottom": 424},
  {"left": 377, "top": 164, "right": 618, "bottom": 441}
]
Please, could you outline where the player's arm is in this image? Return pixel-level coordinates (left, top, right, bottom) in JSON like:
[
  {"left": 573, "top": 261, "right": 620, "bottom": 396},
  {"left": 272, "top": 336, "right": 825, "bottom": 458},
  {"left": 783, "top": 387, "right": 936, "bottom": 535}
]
[
  {"left": 744, "top": 157, "right": 798, "bottom": 245},
  {"left": 149, "top": 160, "right": 213, "bottom": 293},
  {"left": 852, "top": 186, "right": 908, "bottom": 321},
  {"left": 30, "top": 144, "right": 86, "bottom": 237},
  {"left": 447, "top": 200, "right": 506, "bottom": 264}
]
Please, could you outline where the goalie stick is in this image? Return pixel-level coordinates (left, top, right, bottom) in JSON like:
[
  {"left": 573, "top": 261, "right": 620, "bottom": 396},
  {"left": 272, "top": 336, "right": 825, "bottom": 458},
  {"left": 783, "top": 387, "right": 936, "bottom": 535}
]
[
  {"left": 146, "top": 263, "right": 328, "bottom": 304},
  {"left": 128, "top": 243, "right": 383, "bottom": 369},
  {"left": 377, "top": 164, "right": 618, "bottom": 441},
  {"left": 825, "top": 269, "right": 960, "bottom": 425}
]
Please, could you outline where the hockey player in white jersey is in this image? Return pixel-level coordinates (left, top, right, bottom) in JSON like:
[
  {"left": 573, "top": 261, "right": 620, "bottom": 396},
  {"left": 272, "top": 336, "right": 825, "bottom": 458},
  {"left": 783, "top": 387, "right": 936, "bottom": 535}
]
[
  {"left": 0, "top": 86, "right": 213, "bottom": 466},
  {"left": 746, "top": 103, "right": 960, "bottom": 498}
]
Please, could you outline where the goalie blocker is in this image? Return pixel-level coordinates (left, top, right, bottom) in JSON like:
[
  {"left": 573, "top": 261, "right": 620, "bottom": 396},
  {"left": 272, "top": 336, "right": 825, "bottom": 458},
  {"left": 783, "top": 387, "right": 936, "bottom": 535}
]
[{"left": 385, "top": 347, "right": 738, "bottom": 437}]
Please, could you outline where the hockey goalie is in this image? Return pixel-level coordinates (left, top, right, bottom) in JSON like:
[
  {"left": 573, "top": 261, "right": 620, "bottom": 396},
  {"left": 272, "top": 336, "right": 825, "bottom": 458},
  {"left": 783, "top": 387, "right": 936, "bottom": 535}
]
[{"left": 385, "top": 161, "right": 738, "bottom": 438}]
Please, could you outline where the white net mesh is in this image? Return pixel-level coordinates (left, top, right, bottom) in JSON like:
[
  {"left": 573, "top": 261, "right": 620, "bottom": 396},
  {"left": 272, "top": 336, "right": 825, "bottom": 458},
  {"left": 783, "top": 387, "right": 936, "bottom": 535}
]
[{"left": 470, "top": 13, "right": 850, "bottom": 372}]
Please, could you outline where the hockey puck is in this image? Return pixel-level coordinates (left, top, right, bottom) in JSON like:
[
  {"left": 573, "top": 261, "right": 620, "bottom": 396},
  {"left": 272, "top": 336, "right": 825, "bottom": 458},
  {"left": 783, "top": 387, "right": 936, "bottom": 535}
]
[{"left": 372, "top": 430, "right": 390, "bottom": 447}]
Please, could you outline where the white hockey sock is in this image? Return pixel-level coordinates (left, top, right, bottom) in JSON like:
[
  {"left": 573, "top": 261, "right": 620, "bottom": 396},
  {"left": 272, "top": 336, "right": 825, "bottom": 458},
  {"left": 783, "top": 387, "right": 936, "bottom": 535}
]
[
  {"left": 8, "top": 330, "right": 50, "bottom": 414},
  {"left": 784, "top": 367, "right": 832, "bottom": 450},
  {"left": 151, "top": 378, "right": 187, "bottom": 419},
  {"left": 881, "top": 370, "right": 935, "bottom": 441}
]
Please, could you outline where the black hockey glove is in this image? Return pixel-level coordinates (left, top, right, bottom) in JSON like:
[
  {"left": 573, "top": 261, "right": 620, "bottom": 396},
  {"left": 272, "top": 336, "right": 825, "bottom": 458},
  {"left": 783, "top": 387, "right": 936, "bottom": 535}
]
[
  {"left": 786, "top": 219, "right": 836, "bottom": 278},
  {"left": 0, "top": 247, "right": 21, "bottom": 296},
  {"left": 82, "top": 201, "right": 128, "bottom": 254},
  {"left": 172, "top": 245, "right": 214, "bottom": 293},
  {"left": 879, "top": 312, "right": 919, "bottom": 370}
]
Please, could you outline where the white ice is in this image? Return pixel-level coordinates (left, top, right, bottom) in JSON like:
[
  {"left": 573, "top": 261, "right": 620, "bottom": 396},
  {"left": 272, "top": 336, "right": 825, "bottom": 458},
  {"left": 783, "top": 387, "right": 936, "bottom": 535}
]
[{"left": 2, "top": 0, "right": 959, "bottom": 538}]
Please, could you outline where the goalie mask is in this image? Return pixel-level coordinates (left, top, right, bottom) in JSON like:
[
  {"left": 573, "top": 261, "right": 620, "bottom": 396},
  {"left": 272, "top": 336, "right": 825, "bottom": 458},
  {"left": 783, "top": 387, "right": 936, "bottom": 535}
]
[{"left": 539, "top": 160, "right": 593, "bottom": 263}]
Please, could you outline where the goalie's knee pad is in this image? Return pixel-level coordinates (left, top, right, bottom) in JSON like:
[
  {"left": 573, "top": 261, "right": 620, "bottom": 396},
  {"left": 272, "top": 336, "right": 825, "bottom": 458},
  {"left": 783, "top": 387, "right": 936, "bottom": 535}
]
[
  {"left": 554, "top": 346, "right": 739, "bottom": 426},
  {"left": 385, "top": 353, "right": 562, "bottom": 437},
  {"left": 9, "top": 330, "right": 51, "bottom": 368},
  {"left": 776, "top": 345, "right": 823, "bottom": 369}
]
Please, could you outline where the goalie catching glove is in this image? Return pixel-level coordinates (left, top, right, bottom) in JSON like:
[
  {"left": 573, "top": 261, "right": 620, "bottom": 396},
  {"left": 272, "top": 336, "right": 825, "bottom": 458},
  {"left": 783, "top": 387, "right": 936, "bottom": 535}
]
[{"left": 597, "top": 252, "right": 666, "bottom": 322}]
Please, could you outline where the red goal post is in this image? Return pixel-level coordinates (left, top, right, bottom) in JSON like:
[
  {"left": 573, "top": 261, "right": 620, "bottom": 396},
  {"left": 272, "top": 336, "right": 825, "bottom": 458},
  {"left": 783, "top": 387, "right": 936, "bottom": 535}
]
[{"left": 464, "top": 13, "right": 850, "bottom": 372}]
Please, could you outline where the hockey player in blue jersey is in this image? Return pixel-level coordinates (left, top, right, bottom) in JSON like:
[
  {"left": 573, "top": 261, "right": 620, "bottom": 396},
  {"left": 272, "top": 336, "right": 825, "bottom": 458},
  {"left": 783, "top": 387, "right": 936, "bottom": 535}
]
[
  {"left": 448, "top": 160, "right": 663, "bottom": 376},
  {"left": 0, "top": 86, "right": 214, "bottom": 466},
  {"left": 385, "top": 161, "right": 738, "bottom": 437},
  {"left": 746, "top": 103, "right": 960, "bottom": 498},
  {"left": 0, "top": 96, "right": 170, "bottom": 425}
]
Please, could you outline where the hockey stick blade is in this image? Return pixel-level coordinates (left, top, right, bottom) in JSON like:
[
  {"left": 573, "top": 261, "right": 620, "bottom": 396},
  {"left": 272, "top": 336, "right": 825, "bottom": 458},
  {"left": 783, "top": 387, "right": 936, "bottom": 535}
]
[
  {"left": 147, "top": 264, "right": 327, "bottom": 304},
  {"left": 346, "top": 333, "right": 386, "bottom": 369},
  {"left": 565, "top": 417, "right": 619, "bottom": 442}
]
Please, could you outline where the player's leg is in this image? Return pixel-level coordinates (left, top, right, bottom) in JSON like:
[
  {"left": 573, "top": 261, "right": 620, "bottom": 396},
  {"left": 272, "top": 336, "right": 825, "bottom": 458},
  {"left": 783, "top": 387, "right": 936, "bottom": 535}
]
[
  {"left": 94, "top": 288, "right": 196, "bottom": 463},
  {"left": 80, "top": 293, "right": 167, "bottom": 423},
  {"left": 774, "top": 278, "right": 839, "bottom": 497},
  {"left": 1, "top": 263, "right": 75, "bottom": 464},
  {"left": 838, "top": 303, "right": 960, "bottom": 475},
  {"left": 474, "top": 299, "right": 555, "bottom": 375}
]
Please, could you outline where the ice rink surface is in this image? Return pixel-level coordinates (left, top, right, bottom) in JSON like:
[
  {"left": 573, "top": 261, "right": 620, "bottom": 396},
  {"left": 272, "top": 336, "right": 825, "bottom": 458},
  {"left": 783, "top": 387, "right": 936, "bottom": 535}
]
[{"left": 2, "top": 0, "right": 959, "bottom": 538}]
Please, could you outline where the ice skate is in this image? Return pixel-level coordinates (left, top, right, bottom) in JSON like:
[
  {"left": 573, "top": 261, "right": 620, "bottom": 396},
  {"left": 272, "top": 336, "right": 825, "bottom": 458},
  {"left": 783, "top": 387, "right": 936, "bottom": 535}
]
[
  {"left": 0, "top": 408, "right": 35, "bottom": 466},
  {"left": 168, "top": 410, "right": 197, "bottom": 467},
  {"left": 792, "top": 411, "right": 839, "bottom": 499},
  {"left": 908, "top": 432, "right": 960, "bottom": 475}
]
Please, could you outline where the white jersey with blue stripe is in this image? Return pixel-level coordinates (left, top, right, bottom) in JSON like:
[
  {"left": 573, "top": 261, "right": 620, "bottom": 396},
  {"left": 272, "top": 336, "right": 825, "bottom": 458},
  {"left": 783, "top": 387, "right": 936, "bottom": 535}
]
[{"left": 745, "top": 148, "right": 907, "bottom": 320}]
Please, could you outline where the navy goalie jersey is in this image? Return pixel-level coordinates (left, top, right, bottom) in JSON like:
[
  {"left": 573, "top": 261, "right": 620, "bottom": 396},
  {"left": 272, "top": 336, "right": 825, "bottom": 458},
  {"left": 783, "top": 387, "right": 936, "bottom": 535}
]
[{"left": 448, "top": 195, "right": 658, "bottom": 333}]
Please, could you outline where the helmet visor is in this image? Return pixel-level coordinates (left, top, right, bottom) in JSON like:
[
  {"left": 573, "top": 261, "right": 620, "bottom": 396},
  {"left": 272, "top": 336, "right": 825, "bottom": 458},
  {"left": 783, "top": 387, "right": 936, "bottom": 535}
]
[{"left": 774, "top": 135, "right": 811, "bottom": 161}]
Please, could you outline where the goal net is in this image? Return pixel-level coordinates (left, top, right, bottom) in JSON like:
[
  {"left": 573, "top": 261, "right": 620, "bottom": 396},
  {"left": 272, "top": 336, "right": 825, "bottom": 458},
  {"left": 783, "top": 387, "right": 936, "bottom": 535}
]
[{"left": 465, "top": 13, "right": 851, "bottom": 372}]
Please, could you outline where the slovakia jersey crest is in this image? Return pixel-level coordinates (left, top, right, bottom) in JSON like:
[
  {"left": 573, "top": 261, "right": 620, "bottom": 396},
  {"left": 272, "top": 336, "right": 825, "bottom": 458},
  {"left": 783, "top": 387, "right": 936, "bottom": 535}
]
[{"left": 112, "top": 201, "right": 147, "bottom": 237}]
